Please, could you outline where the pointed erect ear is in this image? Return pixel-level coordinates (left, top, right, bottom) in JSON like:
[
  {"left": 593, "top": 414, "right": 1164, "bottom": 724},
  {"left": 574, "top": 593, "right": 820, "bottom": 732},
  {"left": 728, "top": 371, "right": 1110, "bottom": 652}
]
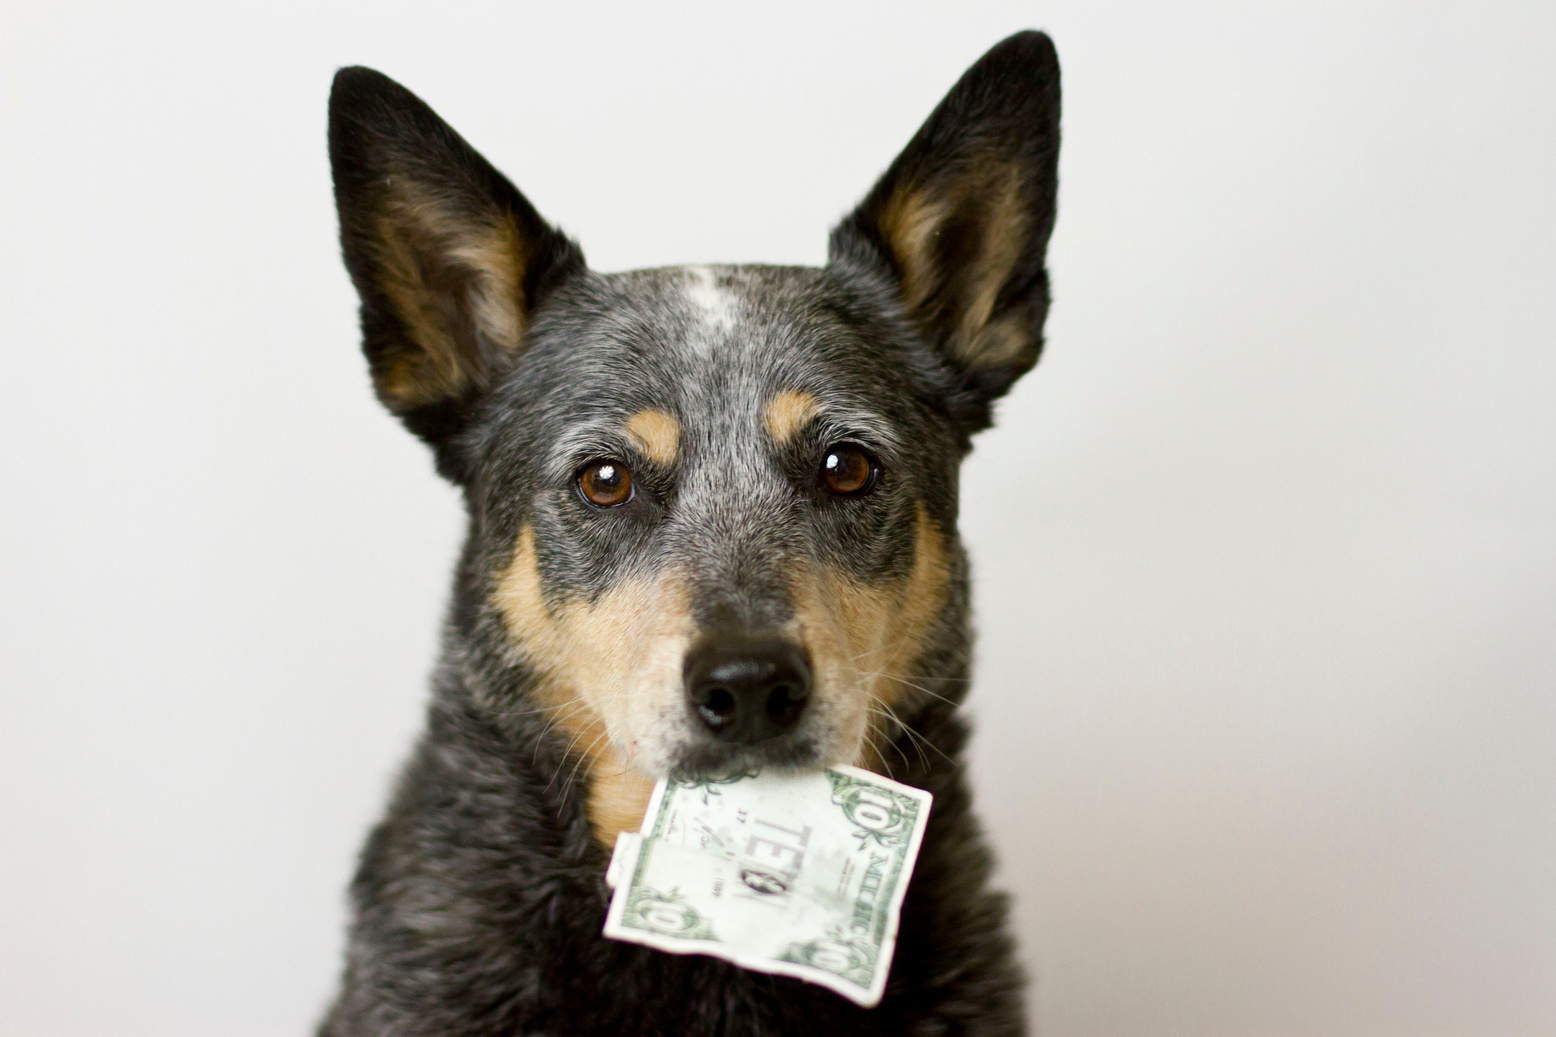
[
  {"left": 328, "top": 67, "right": 585, "bottom": 467},
  {"left": 828, "top": 32, "right": 1061, "bottom": 429}
]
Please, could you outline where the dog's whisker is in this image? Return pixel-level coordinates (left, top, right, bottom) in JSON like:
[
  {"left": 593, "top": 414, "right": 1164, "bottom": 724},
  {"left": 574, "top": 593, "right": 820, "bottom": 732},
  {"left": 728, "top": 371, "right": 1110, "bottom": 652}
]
[
  {"left": 494, "top": 693, "right": 585, "bottom": 719},
  {"left": 866, "top": 704, "right": 916, "bottom": 772},
  {"left": 561, "top": 730, "right": 609, "bottom": 804},
  {"left": 838, "top": 622, "right": 939, "bottom": 672},
  {"left": 870, "top": 704, "right": 926, "bottom": 771},
  {"left": 841, "top": 661, "right": 965, "bottom": 710},
  {"left": 887, "top": 705, "right": 935, "bottom": 771},
  {"left": 529, "top": 699, "right": 595, "bottom": 765},
  {"left": 871, "top": 700, "right": 952, "bottom": 769},
  {"left": 544, "top": 724, "right": 597, "bottom": 795},
  {"left": 860, "top": 667, "right": 972, "bottom": 688},
  {"left": 875, "top": 676, "right": 960, "bottom": 710}
]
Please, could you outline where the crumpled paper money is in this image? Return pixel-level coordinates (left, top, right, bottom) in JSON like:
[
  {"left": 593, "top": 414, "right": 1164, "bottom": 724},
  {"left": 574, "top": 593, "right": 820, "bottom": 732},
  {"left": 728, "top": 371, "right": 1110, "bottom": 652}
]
[{"left": 603, "top": 765, "right": 932, "bottom": 1007}]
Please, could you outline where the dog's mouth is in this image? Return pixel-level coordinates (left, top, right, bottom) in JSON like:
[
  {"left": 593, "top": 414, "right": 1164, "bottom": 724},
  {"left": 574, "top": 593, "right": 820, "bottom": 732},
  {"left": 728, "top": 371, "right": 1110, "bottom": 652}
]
[{"left": 668, "top": 734, "right": 829, "bottom": 783}]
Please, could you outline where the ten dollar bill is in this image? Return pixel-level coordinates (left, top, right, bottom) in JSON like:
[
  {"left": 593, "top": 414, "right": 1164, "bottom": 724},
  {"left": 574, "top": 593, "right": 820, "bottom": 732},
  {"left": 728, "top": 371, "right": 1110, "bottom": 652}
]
[{"left": 602, "top": 765, "right": 932, "bottom": 1007}]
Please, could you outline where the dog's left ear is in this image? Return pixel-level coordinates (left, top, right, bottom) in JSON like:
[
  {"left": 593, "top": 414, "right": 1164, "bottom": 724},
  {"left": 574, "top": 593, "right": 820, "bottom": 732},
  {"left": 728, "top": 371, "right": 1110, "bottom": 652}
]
[{"left": 829, "top": 32, "right": 1061, "bottom": 430}]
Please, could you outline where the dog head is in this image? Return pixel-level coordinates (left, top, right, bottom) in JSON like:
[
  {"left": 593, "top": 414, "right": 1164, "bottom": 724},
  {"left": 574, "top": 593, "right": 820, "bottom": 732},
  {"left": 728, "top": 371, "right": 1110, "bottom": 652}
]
[{"left": 328, "top": 34, "right": 1060, "bottom": 818}]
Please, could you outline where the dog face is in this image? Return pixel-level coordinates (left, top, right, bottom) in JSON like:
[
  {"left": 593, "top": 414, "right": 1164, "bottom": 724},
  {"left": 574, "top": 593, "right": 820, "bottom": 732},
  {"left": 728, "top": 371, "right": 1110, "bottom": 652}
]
[
  {"left": 477, "top": 263, "right": 961, "bottom": 782},
  {"left": 328, "top": 34, "right": 1059, "bottom": 826}
]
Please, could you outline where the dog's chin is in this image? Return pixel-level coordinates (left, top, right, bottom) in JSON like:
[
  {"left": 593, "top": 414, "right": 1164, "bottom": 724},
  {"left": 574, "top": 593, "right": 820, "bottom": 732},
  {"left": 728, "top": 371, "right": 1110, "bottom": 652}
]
[{"left": 667, "top": 733, "right": 829, "bottom": 782}]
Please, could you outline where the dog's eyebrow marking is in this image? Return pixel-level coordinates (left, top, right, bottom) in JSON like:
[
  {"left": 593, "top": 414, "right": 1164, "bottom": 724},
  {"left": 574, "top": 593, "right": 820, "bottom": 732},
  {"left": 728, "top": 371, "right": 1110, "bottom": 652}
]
[
  {"left": 764, "top": 390, "right": 822, "bottom": 446},
  {"left": 624, "top": 409, "right": 681, "bottom": 465},
  {"left": 684, "top": 265, "right": 736, "bottom": 333}
]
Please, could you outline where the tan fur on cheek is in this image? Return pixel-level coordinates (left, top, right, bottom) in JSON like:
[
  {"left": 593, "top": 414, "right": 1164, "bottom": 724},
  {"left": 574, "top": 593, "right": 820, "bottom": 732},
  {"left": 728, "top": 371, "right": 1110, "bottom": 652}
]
[
  {"left": 790, "top": 504, "right": 951, "bottom": 770},
  {"left": 624, "top": 409, "right": 681, "bottom": 466},
  {"left": 587, "top": 753, "right": 657, "bottom": 846},
  {"left": 490, "top": 524, "right": 684, "bottom": 847},
  {"left": 764, "top": 390, "right": 821, "bottom": 446}
]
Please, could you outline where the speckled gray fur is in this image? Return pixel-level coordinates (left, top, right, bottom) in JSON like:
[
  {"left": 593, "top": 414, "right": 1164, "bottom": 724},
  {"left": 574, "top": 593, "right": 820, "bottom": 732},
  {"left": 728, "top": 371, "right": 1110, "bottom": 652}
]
[{"left": 321, "top": 31, "right": 1060, "bottom": 1036}]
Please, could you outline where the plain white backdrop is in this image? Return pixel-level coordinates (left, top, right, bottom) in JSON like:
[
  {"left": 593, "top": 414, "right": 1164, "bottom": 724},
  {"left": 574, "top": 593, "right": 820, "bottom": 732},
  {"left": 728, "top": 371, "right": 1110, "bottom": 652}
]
[{"left": 2, "top": 3, "right": 1553, "bottom": 1035}]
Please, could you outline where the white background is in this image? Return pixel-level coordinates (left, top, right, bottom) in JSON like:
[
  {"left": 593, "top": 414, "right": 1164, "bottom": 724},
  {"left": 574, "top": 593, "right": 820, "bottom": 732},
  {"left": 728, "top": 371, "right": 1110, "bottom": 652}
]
[{"left": 2, "top": 3, "right": 1552, "bottom": 1035}]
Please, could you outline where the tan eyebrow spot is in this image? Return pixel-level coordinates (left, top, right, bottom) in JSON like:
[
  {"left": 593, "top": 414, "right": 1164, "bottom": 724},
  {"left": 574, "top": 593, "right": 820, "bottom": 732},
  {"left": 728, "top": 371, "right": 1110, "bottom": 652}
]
[
  {"left": 764, "top": 390, "right": 821, "bottom": 445},
  {"left": 624, "top": 409, "right": 680, "bottom": 465}
]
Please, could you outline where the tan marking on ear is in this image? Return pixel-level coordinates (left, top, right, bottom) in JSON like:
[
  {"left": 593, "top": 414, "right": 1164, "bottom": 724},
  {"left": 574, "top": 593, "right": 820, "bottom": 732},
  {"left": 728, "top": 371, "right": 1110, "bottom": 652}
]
[
  {"left": 448, "top": 211, "right": 526, "bottom": 353},
  {"left": 873, "top": 163, "right": 1033, "bottom": 371},
  {"left": 371, "top": 190, "right": 527, "bottom": 411},
  {"left": 949, "top": 165, "right": 1028, "bottom": 366},
  {"left": 624, "top": 409, "right": 681, "bottom": 466},
  {"left": 491, "top": 524, "right": 693, "bottom": 848},
  {"left": 965, "top": 310, "right": 1031, "bottom": 370},
  {"left": 787, "top": 504, "right": 951, "bottom": 769},
  {"left": 763, "top": 391, "right": 822, "bottom": 446},
  {"left": 876, "top": 185, "right": 949, "bottom": 316}
]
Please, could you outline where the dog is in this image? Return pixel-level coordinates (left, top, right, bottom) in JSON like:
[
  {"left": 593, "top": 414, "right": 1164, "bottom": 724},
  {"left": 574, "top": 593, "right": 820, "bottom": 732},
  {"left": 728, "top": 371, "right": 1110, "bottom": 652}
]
[{"left": 320, "top": 30, "right": 1060, "bottom": 1036}]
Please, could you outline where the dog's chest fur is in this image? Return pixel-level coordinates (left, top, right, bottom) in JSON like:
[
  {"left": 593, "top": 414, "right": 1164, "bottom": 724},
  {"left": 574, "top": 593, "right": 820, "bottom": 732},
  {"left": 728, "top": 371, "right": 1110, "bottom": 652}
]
[{"left": 321, "top": 31, "right": 1059, "bottom": 1037}]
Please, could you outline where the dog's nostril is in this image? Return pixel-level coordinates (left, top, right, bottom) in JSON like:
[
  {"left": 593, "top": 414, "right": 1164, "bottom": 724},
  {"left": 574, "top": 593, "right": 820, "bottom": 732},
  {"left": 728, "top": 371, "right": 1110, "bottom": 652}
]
[
  {"left": 766, "top": 682, "right": 806, "bottom": 726},
  {"left": 683, "top": 636, "right": 812, "bottom": 746},
  {"left": 697, "top": 686, "right": 738, "bottom": 728}
]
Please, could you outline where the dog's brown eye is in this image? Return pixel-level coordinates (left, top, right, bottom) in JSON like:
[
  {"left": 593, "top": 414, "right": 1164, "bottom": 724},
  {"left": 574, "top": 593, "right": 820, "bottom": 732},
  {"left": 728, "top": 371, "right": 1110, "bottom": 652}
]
[
  {"left": 821, "top": 445, "right": 876, "bottom": 496},
  {"left": 578, "top": 460, "right": 633, "bottom": 507}
]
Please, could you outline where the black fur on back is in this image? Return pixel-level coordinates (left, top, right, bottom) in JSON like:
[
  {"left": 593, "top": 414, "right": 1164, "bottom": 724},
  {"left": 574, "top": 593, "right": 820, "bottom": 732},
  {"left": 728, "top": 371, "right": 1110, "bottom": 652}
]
[{"left": 320, "top": 31, "right": 1060, "bottom": 1037}]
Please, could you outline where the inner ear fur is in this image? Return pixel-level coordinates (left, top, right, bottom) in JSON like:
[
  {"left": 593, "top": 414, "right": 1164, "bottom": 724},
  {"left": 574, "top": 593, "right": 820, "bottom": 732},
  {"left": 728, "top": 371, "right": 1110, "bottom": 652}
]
[
  {"left": 329, "top": 67, "right": 584, "bottom": 461},
  {"left": 829, "top": 32, "right": 1061, "bottom": 423}
]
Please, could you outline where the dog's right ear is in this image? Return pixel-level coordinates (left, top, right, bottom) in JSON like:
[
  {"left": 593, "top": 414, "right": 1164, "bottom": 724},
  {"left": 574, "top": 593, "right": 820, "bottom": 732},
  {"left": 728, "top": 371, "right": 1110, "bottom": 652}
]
[
  {"left": 828, "top": 32, "right": 1060, "bottom": 434},
  {"left": 329, "top": 67, "right": 584, "bottom": 474}
]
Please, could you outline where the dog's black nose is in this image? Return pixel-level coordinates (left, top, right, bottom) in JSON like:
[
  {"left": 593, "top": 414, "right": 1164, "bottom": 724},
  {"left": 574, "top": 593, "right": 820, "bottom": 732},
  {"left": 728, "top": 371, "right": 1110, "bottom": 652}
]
[{"left": 684, "top": 637, "right": 811, "bottom": 744}]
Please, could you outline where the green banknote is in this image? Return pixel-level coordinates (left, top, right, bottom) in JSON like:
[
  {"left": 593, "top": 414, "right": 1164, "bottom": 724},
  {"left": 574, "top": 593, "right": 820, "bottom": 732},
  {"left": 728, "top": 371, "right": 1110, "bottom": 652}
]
[{"left": 602, "top": 765, "right": 932, "bottom": 1007}]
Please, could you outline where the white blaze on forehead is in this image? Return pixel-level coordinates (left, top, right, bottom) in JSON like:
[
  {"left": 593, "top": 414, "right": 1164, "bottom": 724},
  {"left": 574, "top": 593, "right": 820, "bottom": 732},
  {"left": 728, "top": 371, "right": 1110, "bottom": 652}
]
[{"left": 684, "top": 265, "right": 737, "bottom": 334}]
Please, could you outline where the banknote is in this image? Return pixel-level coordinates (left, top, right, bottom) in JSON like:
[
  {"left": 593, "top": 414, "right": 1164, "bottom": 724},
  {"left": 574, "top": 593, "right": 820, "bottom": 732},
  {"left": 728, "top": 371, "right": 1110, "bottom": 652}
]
[{"left": 602, "top": 765, "right": 932, "bottom": 1007}]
